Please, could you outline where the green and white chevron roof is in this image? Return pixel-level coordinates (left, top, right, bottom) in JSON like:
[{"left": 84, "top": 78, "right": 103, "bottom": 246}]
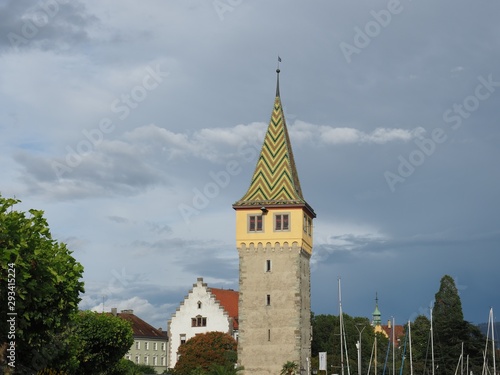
[{"left": 234, "top": 73, "right": 308, "bottom": 208}]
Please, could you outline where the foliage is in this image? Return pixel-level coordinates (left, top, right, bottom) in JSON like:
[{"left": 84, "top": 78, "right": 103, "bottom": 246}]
[
  {"left": 174, "top": 331, "right": 237, "bottom": 375},
  {"left": 134, "top": 363, "right": 159, "bottom": 374},
  {"left": 0, "top": 196, "right": 85, "bottom": 373},
  {"left": 110, "top": 358, "right": 158, "bottom": 375},
  {"left": 280, "top": 361, "right": 298, "bottom": 375},
  {"left": 432, "top": 275, "right": 485, "bottom": 375},
  {"left": 209, "top": 363, "right": 242, "bottom": 375},
  {"left": 74, "top": 311, "right": 134, "bottom": 375}
]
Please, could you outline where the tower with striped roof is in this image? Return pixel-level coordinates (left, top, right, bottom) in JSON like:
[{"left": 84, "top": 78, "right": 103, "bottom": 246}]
[{"left": 233, "top": 67, "right": 316, "bottom": 375}]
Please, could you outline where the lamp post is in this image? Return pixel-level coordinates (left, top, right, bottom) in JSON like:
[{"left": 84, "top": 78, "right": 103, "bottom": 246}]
[{"left": 355, "top": 324, "right": 366, "bottom": 375}]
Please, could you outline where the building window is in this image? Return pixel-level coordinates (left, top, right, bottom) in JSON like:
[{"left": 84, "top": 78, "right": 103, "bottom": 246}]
[
  {"left": 135, "top": 341, "right": 140, "bottom": 350},
  {"left": 197, "top": 301, "right": 202, "bottom": 309},
  {"left": 268, "top": 329, "right": 271, "bottom": 341},
  {"left": 153, "top": 342, "right": 158, "bottom": 351},
  {"left": 162, "top": 342, "right": 166, "bottom": 351},
  {"left": 153, "top": 356, "right": 158, "bottom": 366},
  {"left": 274, "top": 213, "right": 289, "bottom": 231},
  {"left": 266, "top": 259, "right": 271, "bottom": 272},
  {"left": 144, "top": 341, "right": 149, "bottom": 350},
  {"left": 180, "top": 334, "right": 186, "bottom": 345},
  {"left": 266, "top": 294, "right": 271, "bottom": 306},
  {"left": 144, "top": 356, "right": 149, "bottom": 365},
  {"left": 192, "top": 316, "right": 207, "bottom": 327},
  {"left": 126, "top": 355, "right": 131, "bottom": 360},
  {"left": 161, "top": 357, "right": 166, "bottom": 366},
  {"left": 248, "top": 214, "right": 263, "bottom": 232},
  {"left": 135, "top": 356, "right": 140, "bottom": 364},
  {"left": 303, "top": 214, "right": 312, "bottom": 235}
]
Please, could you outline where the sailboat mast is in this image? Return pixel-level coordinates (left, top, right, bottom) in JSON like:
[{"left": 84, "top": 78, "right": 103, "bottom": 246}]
[
  {"left": 339, "top": 278, "right": 345, "bottom": 375},
  {"left": 490, "top": 308, "right": 497, "bottom": 375},
  {"left": 431, "top": 308, "right": 435, "bottom": 375},
  {"left": 461, "top": 342, "right": 464, "bottom": 375},
  {"left": 408, "top": 320, "right": 414, "bottom": 375},
  {"left": 393, "top": 317, "right": 395, "bottom": 375}
]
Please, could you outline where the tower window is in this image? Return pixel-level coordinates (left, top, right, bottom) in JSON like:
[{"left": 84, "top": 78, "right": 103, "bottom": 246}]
[
  {"left": 248, "top": 215, "right": 263, "bottom": 232},
  {"left": 303, "top": 214, "right": 312, "bottom": 235},
  {"left": 266, "top": 259, "right": 271, "bottom": 272},
  {"left": 268, "top": 329, "right": 271, "bottom": 341},
  {"left": 266, "top": 294, "right": 271, "bottom": 306},
  {"left": 274, "top": 213, "right": 289, "bottom": 231}
]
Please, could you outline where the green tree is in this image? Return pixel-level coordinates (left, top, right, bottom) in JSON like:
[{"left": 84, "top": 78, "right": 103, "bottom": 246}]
[
  {"left": 174, "top": 331, "right": 237, "bottom": 375},
  {"left": 74, "top": 311, "right": 134, "bottom": 375},
  {"left": 432, "top": 275, "right": 485, "bottom": 375},
  {"left": 0, "top": 196, "right": 85, "bottom": 373},
  {"left": 109, "top": 358, "right": 158, "bottom": 375}
]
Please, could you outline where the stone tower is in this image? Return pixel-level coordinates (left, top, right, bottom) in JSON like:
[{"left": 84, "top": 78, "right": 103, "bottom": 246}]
[{"left": 233, "top": 68, "right": 316, "bottom": 375}]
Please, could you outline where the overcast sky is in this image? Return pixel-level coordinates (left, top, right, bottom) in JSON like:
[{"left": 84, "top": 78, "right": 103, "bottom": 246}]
[{"left": 1, "top": 0, "right": 499, "bottom": 330}]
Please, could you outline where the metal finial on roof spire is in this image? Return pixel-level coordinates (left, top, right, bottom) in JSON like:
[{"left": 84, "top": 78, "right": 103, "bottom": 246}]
[{"left": 276, "top": 56, "right": 281, "bottom": 97}]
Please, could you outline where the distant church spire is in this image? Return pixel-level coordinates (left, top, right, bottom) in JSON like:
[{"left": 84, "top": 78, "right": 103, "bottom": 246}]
[{"left": 372, "top": 292, "right": 382, "bottom": 326}]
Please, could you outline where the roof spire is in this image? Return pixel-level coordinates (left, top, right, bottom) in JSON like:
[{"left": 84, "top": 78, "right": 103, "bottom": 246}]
[
  {"left": 372, "top": 292, "right": 381, "bottom": 326},
  {"left": 233, "top": 59, "right": 315, "bottom": 218}
]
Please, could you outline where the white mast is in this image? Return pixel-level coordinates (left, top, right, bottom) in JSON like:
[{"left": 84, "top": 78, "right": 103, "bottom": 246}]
[
  {"left": 408, "top": 320, "right": 414, "bottom": 375},
  {"left": 392, "top": 317, "right": 396, "bottom": 375},
  {"left": 339, "top": 278, "right": 345, "bottom": 375},
  {"left": 491, "top": 308, "right": 497, "bottom": 375},
  {"left": 431, "top": 307, "right": 435, "bottom": 375}
]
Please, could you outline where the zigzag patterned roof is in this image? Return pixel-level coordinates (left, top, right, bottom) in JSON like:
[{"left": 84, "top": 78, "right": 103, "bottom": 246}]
[{"left": 234, "top": 69, "right": 312, "bottom": 210}]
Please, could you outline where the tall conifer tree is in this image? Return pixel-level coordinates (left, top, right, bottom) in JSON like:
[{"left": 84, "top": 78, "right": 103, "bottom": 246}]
[{"left": 433, "top": 275, "right": 484, "bottom": 375}]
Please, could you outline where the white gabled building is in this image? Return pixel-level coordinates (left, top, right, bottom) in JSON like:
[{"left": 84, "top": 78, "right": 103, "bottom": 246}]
[{"left": 167, "top": 277, "right": 239, "bottom": 369}]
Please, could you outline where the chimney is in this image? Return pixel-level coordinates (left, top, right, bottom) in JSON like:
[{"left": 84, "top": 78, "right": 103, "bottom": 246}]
[
  {"left": 111, "top": 307, "right": 117, "bottom": 316},
  {"left": 387, "top": 319, "right": 391, "bottom": 329}
]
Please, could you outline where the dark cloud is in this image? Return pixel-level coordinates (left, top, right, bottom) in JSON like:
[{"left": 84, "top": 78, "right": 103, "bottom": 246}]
[{"left": 0, "top": 0, "right": 99, "bottom": 52}]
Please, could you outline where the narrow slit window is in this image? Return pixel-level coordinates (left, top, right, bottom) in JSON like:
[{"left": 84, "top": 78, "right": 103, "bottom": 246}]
[
  {"left": 266, "top": 259, "right": 271, "bottom": 272},
  {"left": 266, "top": 294, "right": 271, "bottom": 306}
]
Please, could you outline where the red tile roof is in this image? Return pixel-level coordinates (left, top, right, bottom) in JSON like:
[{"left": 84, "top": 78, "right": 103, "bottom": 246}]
[
  {"left": 380, "top": 324, "right": 405, "bottom": 347},
  {"left": 209, "top": 288, "right": 239, "bottom": 330},
  {"left": 113, "top": 311, "right": 168, "bottom": 339}
]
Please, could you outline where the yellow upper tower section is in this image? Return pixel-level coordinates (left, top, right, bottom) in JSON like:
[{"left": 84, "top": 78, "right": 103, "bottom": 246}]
[{"left": 233, "top": 68, "right": 315, "bottom": 253}]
